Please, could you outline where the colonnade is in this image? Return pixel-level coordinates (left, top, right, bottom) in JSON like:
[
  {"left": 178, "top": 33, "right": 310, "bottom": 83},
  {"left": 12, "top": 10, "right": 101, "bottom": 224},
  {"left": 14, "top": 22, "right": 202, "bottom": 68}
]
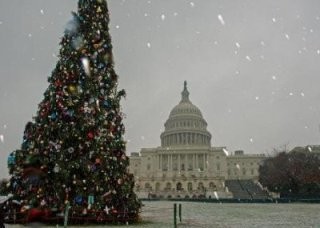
[
  {"left": 161, "top": 133, "right": 211, "bottom": 147},
  {"left": 158, "top": 153, "right": 208, "bottom": 171}
]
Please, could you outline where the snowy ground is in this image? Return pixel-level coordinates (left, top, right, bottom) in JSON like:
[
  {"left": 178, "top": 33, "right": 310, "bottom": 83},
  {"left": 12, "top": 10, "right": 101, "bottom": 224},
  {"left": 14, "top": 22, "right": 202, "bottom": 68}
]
[{"left": 5, "top": 201, "right": 320, "bottom": 228}]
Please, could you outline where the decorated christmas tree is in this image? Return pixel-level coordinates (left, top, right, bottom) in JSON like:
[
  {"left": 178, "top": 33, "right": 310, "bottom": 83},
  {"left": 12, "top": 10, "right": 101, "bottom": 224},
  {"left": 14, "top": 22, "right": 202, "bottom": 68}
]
[{"left": 6, "top": 0, "right": 141, "bottom": 224}]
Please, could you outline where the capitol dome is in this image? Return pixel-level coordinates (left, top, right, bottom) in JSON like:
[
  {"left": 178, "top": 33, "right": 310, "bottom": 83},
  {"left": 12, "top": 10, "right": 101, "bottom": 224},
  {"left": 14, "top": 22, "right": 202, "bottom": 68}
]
[{"left": 160, "top": 81, "right": 212, "bottom": 147}]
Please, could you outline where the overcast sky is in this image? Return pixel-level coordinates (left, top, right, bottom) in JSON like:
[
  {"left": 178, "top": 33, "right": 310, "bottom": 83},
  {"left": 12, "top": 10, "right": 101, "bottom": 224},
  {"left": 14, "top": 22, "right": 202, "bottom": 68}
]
[{"left": 1, "top": 0, "right": 320, "bottom": 178}]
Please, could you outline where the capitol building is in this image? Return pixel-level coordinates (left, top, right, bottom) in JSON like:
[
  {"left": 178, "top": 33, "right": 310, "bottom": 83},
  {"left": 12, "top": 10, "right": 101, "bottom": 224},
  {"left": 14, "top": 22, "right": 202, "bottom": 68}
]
[{"left": 129, "top": 82, "right": 266, "bottom": 199}]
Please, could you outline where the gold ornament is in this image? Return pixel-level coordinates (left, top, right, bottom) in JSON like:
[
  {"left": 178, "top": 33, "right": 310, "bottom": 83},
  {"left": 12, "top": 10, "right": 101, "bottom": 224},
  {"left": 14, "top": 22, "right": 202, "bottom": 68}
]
[{"left": 68, "top": 85, "right": 77, "bottom": 94}]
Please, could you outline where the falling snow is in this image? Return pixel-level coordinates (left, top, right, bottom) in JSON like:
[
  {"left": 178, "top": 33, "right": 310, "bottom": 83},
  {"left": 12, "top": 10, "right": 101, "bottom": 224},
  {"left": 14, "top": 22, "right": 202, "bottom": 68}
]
[
  {"left": 72, "top": 36, "right": 84, "bottom": 50},
  {"left": 1, "top": 0, "right": 320, "bottom": 177},
  {"left": 217, "top": 14, "right": 225, "bottom": 25},
  {"left": 285, "top": 34, "right": 290, "bottom": 40},
  {"left": 65, "top": 15, "right": 80, "bottom": 36},
  {"left": 213, "top": 191, "right": 219, "bottom": 200},
  {"left": 81, "top": 58, "right": 90, "bottom": 76}
]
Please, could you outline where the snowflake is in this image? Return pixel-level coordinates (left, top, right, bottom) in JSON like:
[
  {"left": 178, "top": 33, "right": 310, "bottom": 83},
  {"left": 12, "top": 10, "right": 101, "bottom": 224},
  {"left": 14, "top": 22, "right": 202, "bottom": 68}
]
[{"left": 217, "top": 14, "right": 225, "bottom": 25}]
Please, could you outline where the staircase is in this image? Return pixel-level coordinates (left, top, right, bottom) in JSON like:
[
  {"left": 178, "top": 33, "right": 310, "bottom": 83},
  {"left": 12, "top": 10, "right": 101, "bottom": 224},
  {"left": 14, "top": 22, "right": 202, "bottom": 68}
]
[{"left": 225, "top": 180, "right": 269, "bottom": 200}]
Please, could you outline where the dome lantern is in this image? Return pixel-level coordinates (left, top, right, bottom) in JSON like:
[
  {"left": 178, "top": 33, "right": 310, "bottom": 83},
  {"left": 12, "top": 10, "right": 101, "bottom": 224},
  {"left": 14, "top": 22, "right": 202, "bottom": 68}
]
[{"left": 181, "top": 80, "right": 190, "bottom": 103}]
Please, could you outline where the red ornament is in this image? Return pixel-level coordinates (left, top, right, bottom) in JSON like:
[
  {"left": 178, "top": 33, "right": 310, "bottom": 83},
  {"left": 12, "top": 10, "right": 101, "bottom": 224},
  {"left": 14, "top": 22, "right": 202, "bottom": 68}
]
[
  {"left": 27, "top": 208, "right": 45, "bottom": 223},
  {"left": 87, "top": 132, "right": 94, "bottom": 139}
]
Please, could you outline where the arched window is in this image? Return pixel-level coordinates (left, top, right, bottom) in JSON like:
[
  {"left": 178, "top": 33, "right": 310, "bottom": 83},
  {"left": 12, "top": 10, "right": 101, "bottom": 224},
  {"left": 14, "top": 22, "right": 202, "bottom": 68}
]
[
  {"left": 187, "top": 182, "right": 193, "bottom": 191},
  {"left": 209, "top": 182, "right": 216, "bottom": 190}
]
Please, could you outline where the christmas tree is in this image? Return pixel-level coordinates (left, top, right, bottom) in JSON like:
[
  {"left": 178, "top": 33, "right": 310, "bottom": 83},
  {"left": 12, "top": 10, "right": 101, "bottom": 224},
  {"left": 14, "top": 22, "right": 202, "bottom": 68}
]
[{"left": 6, "top": 0, "right": 141, "bottom": 224}]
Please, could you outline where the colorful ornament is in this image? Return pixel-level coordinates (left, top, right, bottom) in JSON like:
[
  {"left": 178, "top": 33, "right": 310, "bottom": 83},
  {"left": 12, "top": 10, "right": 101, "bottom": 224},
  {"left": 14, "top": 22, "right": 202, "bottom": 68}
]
[
  {"left": 7, "top": 153, "right": 16, "bottom": 166},
  {"left": 50, "top": 112, "right": 57, "bottom": 120},
  {"left": 87, "top": 132, "right": 94, "bottom": 139},
  {"left": 53, "top": 164, "right": 60, "bottom": 173},
  {"left": 88, "top": 195, "right": 94, "bottom": 204},
  {"left": 74, "top": 196, "right": 83, "bottom": 205},
  {"left": 68, "top": 85, "right": 77, "bottom": 94}
]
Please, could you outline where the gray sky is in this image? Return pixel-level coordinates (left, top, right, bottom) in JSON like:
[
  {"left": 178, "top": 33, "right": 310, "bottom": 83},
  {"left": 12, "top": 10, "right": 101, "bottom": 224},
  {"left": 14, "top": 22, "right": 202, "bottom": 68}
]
[{"left": 1, "top": 0, "right": 320, "bottom": 179}]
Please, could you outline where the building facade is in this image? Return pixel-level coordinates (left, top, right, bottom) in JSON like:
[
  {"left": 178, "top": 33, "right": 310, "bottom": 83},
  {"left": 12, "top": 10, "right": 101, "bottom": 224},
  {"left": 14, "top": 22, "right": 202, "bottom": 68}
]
[{"left": 129, "top": 82, "right": 265, "bottom": 199}]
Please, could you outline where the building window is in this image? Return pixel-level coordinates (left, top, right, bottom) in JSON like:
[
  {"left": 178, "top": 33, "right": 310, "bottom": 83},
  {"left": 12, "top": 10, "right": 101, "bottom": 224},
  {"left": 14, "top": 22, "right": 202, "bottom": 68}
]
[
  {"left": 165, "top": 182, "right": 172, "bottom": 191},
  {"left": 198, "top": 154, "right": 204, "bottom": 171},
  {"left": 198, "top": 182, "right": 204, "bottom": 191},
  {"left": 217, "top": 163, "right": 220, "bottom": 171},
  {"left": 242, "top": 168, "right": 246, "bottom": 175},
  {"left": 162, "top": 155, "right": 168, "bottom": 171},
  {"left": 188, "top": 154, "right": 193, "bottom": 170},
  {"left": 156, "top": 182, "right": 161, "bottom": 191},
  {"left": 251, "top": 169, "right": 254, "bottom": 175},
  {"left": 176, "top": 182, "right": 183, "bottom": 191},
  {"left": 173, "top": 155, "right": 178, "bottom": 171},
  {"left": 209, "top": 182, "right": 216, "bottom": 190},
  {"left": 145, "top": 183, "right": 152, "bottom": 191},
  {"left": 147, "top": 164, "right": 151, "bottom": 170},
  {"left": 187, "top": 182, "right": 193, "bottom": 191}
]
